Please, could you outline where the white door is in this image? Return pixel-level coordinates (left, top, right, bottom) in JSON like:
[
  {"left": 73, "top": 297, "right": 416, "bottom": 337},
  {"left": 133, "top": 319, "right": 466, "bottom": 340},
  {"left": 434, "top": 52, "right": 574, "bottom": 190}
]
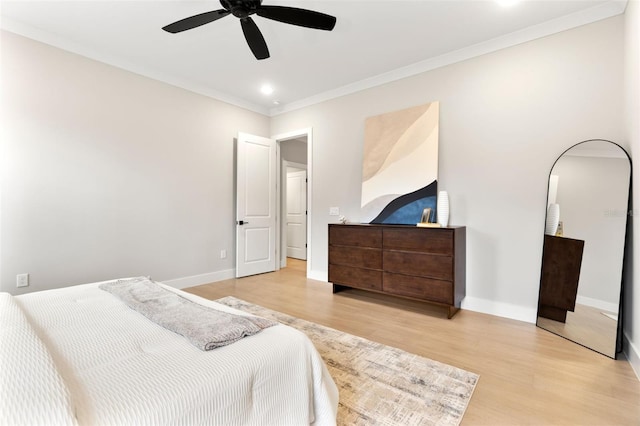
[
  {"left": 236, "top": 132, "right": 276, "bottom": 278},
  {"left": 286, "top": 169, "right": 307, "bottom": 260}
]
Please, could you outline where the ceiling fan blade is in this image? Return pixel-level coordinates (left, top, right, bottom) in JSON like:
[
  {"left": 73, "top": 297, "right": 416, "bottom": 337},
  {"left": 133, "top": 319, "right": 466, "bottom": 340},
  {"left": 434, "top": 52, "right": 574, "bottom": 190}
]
[
  {"left": 162, "top": 9, "right": 230, "bottom": 33},
  {"left": 240, "top": 17, "right": 269, "bottom": 60},
  {"left": 256, "top": 6, "right": 336, "bottom": 31}
]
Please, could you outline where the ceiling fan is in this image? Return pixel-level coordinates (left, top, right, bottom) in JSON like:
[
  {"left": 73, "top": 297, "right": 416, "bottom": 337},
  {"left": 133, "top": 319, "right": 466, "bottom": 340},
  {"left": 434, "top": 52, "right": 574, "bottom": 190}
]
[{"left": 162, "top": 0, "right": 337, "bottom": 60}]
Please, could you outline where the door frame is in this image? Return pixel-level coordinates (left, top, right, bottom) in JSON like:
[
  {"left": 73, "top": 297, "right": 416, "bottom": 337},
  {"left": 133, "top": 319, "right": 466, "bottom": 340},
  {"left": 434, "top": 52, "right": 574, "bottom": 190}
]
[
  {"left": 272, "top": 128, "right": 312, "bottom": 278},
  {"left": 282, "top": 161, "right": 307, "bottom": 267}
]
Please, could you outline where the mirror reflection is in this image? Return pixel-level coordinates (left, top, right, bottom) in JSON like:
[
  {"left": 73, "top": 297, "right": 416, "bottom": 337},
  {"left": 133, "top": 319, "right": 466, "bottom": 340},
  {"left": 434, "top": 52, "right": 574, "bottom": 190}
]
[{"left": 537, "top": 140, "right": 630, "bottom": 358}]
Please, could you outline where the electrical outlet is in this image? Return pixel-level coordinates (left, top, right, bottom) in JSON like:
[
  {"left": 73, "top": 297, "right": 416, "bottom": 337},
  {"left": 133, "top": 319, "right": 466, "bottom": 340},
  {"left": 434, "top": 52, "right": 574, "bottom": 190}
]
[
  {"left": 17, "top": 273, "right": 29, "bottom": 288},
  {"left": 329, "top": 207, "right": 340, "bottom": 216},
  {"left": 220, "top": 249, "right": 227, "bottom": 259}
]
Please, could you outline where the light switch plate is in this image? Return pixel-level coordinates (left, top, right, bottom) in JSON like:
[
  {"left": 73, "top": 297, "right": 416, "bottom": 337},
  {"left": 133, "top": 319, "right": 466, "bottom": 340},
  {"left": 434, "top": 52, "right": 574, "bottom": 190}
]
[{"left": 329, "top": 207, "right": 340, "bottom": 216}]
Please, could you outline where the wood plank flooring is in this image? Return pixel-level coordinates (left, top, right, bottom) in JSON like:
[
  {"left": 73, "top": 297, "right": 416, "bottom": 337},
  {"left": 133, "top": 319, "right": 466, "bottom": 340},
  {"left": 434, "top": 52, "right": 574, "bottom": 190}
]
[{"left": 184, "top": 259, "right": 640, "bottom": 425}]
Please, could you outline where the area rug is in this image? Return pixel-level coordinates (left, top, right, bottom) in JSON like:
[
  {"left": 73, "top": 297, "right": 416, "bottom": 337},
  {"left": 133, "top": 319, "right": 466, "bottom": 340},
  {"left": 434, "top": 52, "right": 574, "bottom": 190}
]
[{"left": 215, "top": 296, "right": 479, "bottom": 426}]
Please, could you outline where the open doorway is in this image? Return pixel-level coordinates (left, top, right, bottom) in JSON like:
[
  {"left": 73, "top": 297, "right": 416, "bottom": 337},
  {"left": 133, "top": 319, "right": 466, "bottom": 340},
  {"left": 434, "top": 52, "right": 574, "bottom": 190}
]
[
  {"left": 273, "top": 129, "right": 311, "bottom": 276},
  {"left": 284, "top": 161, "right": 307, "bottom": 261}
]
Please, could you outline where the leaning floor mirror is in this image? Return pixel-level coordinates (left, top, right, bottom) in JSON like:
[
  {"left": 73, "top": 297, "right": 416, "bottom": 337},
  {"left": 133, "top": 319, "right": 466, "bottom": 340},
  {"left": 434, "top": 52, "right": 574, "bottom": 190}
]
[{"left": 537, "top": 139, "right": 631, "bottom": 358}]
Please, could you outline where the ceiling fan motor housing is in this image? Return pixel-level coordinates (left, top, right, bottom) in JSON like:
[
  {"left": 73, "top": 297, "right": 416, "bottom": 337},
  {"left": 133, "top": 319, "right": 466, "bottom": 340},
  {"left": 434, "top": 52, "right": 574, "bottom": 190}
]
[{"left": 221, "top": 0, "right": 262, "bottom": 18}]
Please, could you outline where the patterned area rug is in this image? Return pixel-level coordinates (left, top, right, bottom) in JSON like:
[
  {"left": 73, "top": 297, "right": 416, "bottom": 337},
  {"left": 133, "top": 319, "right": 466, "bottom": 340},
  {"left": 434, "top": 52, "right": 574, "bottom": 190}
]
[{"left": 216, "top": 297, "right": 479, "bottom": 426}]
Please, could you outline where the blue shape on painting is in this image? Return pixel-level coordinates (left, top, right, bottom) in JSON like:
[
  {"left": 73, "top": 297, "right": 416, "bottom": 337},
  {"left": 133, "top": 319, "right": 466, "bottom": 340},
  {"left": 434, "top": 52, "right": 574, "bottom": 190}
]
[
  {"left": 370, "top": 180, "right": 438, "bottom": 225},
  {"left": 380, "top": 196, "right": 437, "bottom": 225}
]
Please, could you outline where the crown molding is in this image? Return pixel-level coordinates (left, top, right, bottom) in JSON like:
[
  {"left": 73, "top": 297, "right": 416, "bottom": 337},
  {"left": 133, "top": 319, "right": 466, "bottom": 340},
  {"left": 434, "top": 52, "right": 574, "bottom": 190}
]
[
  {"left": 0, "top": 16, "right": 270, "bottom": 116},
  {"left": 269, "top": 0, "right": 628, "bottom": 116}
]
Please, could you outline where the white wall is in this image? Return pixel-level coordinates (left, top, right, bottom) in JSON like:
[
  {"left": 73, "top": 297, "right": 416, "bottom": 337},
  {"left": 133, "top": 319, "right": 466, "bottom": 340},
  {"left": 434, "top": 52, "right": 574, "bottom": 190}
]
[
  {"left": 271, "top": 16, "right": 625, "bottom": 323},
  {"left": 0, "top": 30, "right": 270, "bottom": 294},
  {"left": 624, "top": 0, "right": 640, "bottom": 376},
  {"left": 280, "top": 139, "right": 307, "bottom": 164}
]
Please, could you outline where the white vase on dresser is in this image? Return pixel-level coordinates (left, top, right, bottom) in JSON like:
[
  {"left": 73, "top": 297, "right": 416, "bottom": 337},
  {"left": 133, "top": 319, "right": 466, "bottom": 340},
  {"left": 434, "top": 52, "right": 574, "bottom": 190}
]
[
  {"left": 545, "top": 203, "right": 560, "bottom": 235},
  {"left": 437, "top": 191, "right": 450, "bottom": 227}
]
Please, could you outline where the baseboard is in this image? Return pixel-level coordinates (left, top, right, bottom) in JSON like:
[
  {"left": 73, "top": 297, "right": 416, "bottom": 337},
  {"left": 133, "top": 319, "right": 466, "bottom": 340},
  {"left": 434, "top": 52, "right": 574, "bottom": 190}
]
[
  {"left": 623, "top": 332, "right": 640, "bottom": 381},
  {"left": 575, "top": 295, "right": 619, "bottom": 314},
  {"left": 308, "top": 269, "right": 328, "bottom": 282},
  {"left": 461, "top": 296, "right": 538, "bottom": 324},
  {"left": 163, "top": 269, "right": 236, "bottom": 289},
  {"left": 165, "top": 267, "right": 327, "bottom": 289}
]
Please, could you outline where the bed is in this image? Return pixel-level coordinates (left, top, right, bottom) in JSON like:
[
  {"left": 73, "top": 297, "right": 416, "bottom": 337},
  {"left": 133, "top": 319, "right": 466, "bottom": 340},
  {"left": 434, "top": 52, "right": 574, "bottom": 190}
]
[{"left": 0, "top": 279, "right": 338, "bottom": 425}]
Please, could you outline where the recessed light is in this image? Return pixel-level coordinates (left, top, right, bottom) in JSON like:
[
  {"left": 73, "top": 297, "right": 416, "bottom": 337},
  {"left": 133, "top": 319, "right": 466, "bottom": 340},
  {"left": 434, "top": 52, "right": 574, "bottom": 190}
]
[
  {"left": 495, "top": 0, "right": 519, "bottom": 7},
  {"left": 273, "top": 100, "right": 280, "bottom": 105},
  {"left": 260, "top": 84, "right": 274, "bottom": 95}
]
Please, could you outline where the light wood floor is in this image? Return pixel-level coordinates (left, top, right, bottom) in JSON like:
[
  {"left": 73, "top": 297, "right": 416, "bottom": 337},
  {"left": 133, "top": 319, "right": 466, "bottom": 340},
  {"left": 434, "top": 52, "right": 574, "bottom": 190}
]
[{"left": 185, "top": 259, "right": 640, "bottom": 425}]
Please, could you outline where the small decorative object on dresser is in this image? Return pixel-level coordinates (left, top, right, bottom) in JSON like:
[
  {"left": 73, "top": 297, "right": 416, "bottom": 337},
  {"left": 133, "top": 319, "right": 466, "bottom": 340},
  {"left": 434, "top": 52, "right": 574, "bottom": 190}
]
[
  {"left": 328, "top": 223, "right": 466, "bottom": 318},
  {"left": 420, "top": 207, "right": 432, "bottom": 223},
  {"left": 545, "top": 203, "right": 560, "bottom": 235},
  {"left": 437, "top": 191, "right": 450, "bottom": 227},
  {"left": 417, "top": 208, "right": 440, "bottom": 228}
]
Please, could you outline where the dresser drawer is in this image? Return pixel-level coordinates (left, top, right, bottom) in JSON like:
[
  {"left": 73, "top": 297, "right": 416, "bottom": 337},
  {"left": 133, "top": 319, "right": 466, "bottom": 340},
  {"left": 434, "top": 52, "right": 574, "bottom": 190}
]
[
  {"left": 383, "top": 272, "right": 453, "bottom": 304},
  {"left": 329, "top": 245, "right": 382, "bottom": 269},
  {"left": 329, "top": 264, "right": 382, "bottom": 291},
  {"left": 329, "top": 225, "right": 382, "bottom": 248},
  {"left": 383, "top": 251, "right": 453, "bottom": 281},
  {"left": 383, "top": 228, "right": 453, "bottom": 255}
]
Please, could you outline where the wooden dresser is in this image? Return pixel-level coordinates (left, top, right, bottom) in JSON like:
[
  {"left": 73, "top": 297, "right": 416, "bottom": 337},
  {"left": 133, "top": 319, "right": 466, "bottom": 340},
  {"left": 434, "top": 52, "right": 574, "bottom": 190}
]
[
  {"left": 328, "top": 223, "right": 466, "bottom": 318},
  {"left": 538, "top": 234, "right": 585, "bottom": 322}
]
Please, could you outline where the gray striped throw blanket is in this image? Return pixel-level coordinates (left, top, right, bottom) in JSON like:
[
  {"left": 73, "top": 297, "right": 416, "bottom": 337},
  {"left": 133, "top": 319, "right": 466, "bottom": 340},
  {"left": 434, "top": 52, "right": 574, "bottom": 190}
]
[{"left": 99, "top": 277, "right": 277, "bottom": 350}]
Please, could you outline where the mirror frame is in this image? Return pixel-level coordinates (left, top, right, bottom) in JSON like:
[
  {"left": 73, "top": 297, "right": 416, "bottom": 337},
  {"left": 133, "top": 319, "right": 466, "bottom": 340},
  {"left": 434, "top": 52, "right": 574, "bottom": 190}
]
[{"left": 537, "top": 139, "right": 632, "bottom": 359}]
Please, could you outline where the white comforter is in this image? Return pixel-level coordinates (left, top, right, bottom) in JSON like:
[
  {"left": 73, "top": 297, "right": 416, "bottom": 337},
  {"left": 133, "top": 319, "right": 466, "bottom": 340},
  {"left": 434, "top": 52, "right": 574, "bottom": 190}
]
[{"left": 0, "top": 281, "right": 338, "bottom": 425}]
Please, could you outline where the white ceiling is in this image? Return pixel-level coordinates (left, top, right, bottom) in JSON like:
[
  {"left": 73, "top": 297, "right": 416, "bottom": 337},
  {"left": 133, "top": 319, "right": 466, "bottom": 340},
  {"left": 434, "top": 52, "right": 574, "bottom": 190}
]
[{"left": 0, "top": 0, "right": 628, "bottom": 116}]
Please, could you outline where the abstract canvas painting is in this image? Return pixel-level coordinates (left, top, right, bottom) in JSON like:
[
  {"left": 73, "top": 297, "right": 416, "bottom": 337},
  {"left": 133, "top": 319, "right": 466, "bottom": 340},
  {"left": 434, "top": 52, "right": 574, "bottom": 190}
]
[{"left": 361, "top": 101, "right": 439, "bottom": 224}]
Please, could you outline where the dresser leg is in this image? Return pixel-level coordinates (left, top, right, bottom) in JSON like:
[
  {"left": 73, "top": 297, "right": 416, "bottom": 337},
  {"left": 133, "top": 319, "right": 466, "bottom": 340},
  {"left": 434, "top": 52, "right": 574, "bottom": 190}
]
[
  {"left": 447, "top": 306, "right": 460, "bottom": 319},
  {"left": 333, "top": 284, "right": 347, "bottom": 294}
]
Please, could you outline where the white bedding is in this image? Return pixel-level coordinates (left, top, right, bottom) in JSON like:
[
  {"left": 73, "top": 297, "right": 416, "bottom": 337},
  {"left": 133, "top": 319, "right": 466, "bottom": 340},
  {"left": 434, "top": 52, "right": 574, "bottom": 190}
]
[
  {"left": 1, "top": 281, "right": 338, "bottom": 425},
  {"left": 0, "top": 293, "right": 78, "bottom": 426}
]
